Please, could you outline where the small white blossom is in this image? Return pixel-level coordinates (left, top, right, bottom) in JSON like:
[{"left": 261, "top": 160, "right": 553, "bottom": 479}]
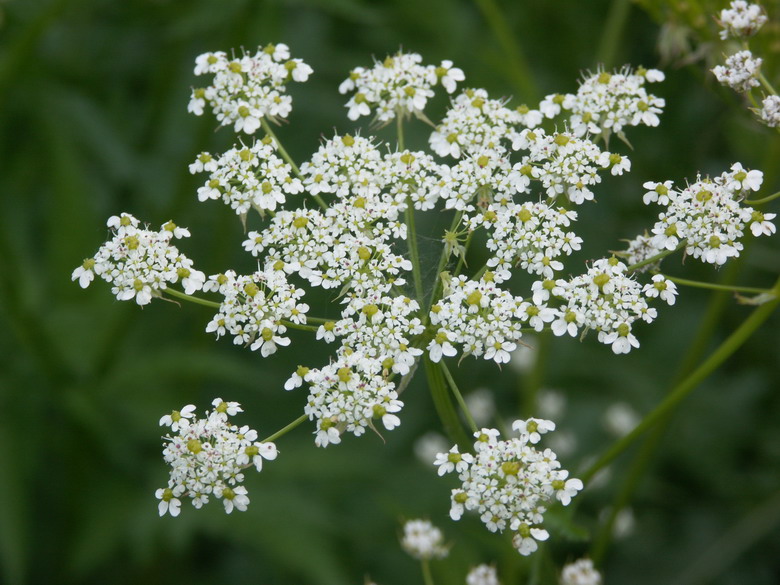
[
  {"left": 466, "top": 564, "right": 500, "bottom": 585},
  {"left": 560, "top": 558, "right": 602, "bottom": 585},
  {"left": 401, "top": 519, "right": 449, "bottom": 560},
  {"left": 718, "top": 1, "right": 767, "bottom": 39},
  {"left": 712, "top": 50, "right": 762, "bottom": 94}
]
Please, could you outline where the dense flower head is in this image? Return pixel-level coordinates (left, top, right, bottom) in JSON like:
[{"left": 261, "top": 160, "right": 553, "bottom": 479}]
[
  {"left": 437, "top": 420, "right": 582, "bottom": 556},
  {"left": 540, "top": 66, "right": 665, "bottom": 143},
  {"left": 430, "top": 88, "right": 540, "bottom": 159},
  {"left": 157, "top": 400, "right": 277, "bottom": 515},
  {"left": 712, "top": 50, "right": 762, "bottom": 94},
  {"left": 471, "top": 201, "right": 581, "bottom": 278},
  {"left": 428, "top": 274, "right": 526, "bottom": 364},
  {"left": 646, "top": 163, "right": 772, "bottom": 265},
  {"left": 560, "top": 558, "right": 602, "bottom": 585},
  {"left": 759, "top": 95, "right": 780, "bottom": 127},
  {"left": 203, "top": 268, "right": 308, "bottom": 356},
  {"left": 718, "top": 1, "right": 768, "bottom": 39},
  {"left": 71, "top": 213, "right": 204, "bottom": 305},
  {"left": 189, "top": 44, "right": 313, "bottom": 131},
  {"left": 511, "top": 129, "right": 629, "bottom": 204},
  {"left": 190, "top": 140, "right": 303, "bottom": 214},
  {"left": 300, "top": 349, "right": 404, "bottom": 447},
  {"left": 466, "top": 565, "right": 501, "bottom": 585},
  {"left": 401, "top": 519, "right": 449, "bottom": 560},
  {"left": 339, "top": 51, "right": 464, "bottom": 123},
  {"left": 552, "top": 257, "right": 675, "bottom": 354}
]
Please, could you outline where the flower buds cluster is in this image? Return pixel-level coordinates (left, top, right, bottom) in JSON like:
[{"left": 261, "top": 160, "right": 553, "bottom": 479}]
[{"left": 401, "top": 519, "right": 449, "bottom": 560}]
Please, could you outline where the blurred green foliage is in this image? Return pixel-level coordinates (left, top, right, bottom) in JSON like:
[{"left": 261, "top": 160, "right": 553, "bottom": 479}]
[{"left": 1, "top": 0, "right": 779, "bottom": 584}]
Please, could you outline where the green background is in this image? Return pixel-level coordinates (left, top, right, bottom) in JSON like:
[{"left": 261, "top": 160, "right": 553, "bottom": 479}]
[{"left": 1, "top": 0, "right": 779, "bottom": 583}]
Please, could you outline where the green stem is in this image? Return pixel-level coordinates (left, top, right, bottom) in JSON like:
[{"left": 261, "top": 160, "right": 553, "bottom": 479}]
[
  {"left": 472, "top": 264, "right": 489, "bottom": 281},
  {"left": 423, "top": 356, "right": 470, "bottom": 448},
  {"left": 522, "top": 330, "right": 550, "bottom": 418},
  {"left": 758, "top": 72, "right": 777, "bottom": 96},
  {"left": 745, "top": 190, "right": 780, "bottom": 205},
  {"left": 626, "top": 241, "right": 686, "bottom": 272},
  {"left": 440, "top": 361, "right": 478, "bottom": 433},
  {"left": 406, "top": 200, "right": 425, "bottom": 302},
  {"left": 592, "top": 257, "right": 744, "bottom": 562},
  {"left": 280, "top": 320, "right": 319, "bottom": 333},
  {"left": 580, "top": 277, "right": 780, "bottom": 484},
  {"left": 595, "top": 0, "right": 632, "bottom": 69},
  {"left": 472, "top": 0, "right": 539, "bottom": 101},
  {"left": 261, "top": 117, "right": 327, "bottom": 211},
  {"left": 262, "top": 414, "right": 308, "bottom": 443},
  {"left": 591, "top": 426, "right": 663, "bottom": 563},
  {"left": 421, "top": 559, "right": 435, "bottom": 585},
  {"left": 397, "top": 115, "right": 405, "bottom": 151},
  {"left": 662, "top": 274, "right": 774, "bottom": 296},
  {"left": 164, "top": 287, "right": 221, "bottom": 309}
]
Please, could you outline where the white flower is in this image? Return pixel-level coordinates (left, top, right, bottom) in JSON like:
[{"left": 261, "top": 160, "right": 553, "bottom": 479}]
[
  {"left": 759, "top": 95, "right": 780, "bottom": 128},
  {"left": 71, "top": 259, "right": 96, "bottom": 288},
  {"left": 159, "top": 404, "right": 196, "bottom": 431},
  {"left": 434, "top": 446, "right": 473, "bottom": 476},
  {"left": 512, "top": 418, "right": 555, "bottom": 443},
  {"left": 712, "top": 50, "right": 762, "bottom": 94},
  {"left": 749, "top": 211, "right": 776, "bottom": 236},
  {"left": 219, "top": 485, "right": 250, "bottom": 513},
  {"left": 401, "top": 519, "right": 449, "bottom": 560},
  {"left": 718, "top": 1, "right": 767, "bottom": 40},
  {"left": 436, "top": 60, "right": 465, "bottom": 93},
  {"left": 552, "top": 474, "right": 583, "bottom": 506},
  {"left": 728, "top": 162, "right": 763, "bottom": 192},
  {"left": 466, "top": 565, "right": 500, "bottom": 585},
  {"left": 155, "top": 485, "right": 185, "bottom": 517},
  {"left": 211, "top": 398, "right": 243, "bottom": 416},
  {"left": 512, "top": 526, "right": 549, "bottom": 556},
  {"left": 561, "top": 558, "right": 602, "bottom": 585},
  {"left": 600, "top": 323, "right": 640, "bottom": 354},
  {"left": 643, "top": 274, "right": 677, "bottom": 305},
  {"left": 284, "top": 365, "right": 310, "bottom": 390}
]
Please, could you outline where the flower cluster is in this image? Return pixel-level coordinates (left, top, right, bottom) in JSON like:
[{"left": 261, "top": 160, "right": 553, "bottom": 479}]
[
  {"left": 436, "top": 420, "right": 582, "bottom": 556},
  {"left": 400, "top": 519, "right": 449, "bottom": 560},
  {"left": 759, "top": 95, "right": 780, "bottom": 127},
  {"left": 203, "top": 268, "right": 308, "bottom": 356},
  {"left": 189, "top": 44, "right": 313, "bottom": 132},
  {"left": 156, "top": 399, "right": 277, "bottom": 516},
  {"left": 645, "top": 163, "right": 774, "bottom": 265},
  {"left": 71, "top": 213, "right": 204, "bottom": 305},
  {"left": 560, "top": 558, "right": 602, "bottom": 585},
  {"left": 466, "top": 565, "right": 501, "bottom": 585},
  {"left": 191, "top": 140, "right": 303, "bottom": 214},
  {"left": 430, "top": 88, "right": 541, "bottom": 159},
  {"left": 474, "top": 202, "right": 582, "bottom": 277},
  {"left": 552, "top": 258, "right": 677, "bottom": 354},
  {"left": 718, "top": 1, "right": 767, "bottom": 39},
  {"left": 340, "top": 51, "right": 463, "bottom": 123},
  {"left": 540, "top": 66, "right": 665, "bottom": 142},
  {"left": 710, "top": 2, "right": 778, "bottom": 129},
  {"left": 712, "top": 50, "right": 762, "bottom": 94}
]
